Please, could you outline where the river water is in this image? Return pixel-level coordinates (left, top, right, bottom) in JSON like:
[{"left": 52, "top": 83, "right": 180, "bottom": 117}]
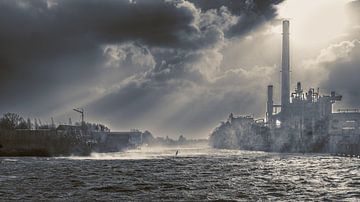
[{"left": 0, "top": 146, "right": 359, "bottom": 201}]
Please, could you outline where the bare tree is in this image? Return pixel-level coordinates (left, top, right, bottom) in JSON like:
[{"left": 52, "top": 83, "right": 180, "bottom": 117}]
[{"left": 0, "top": 113, "right": 24, "bottom": 130}]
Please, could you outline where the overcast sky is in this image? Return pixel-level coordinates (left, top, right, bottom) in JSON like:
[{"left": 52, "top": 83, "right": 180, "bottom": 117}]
[{"left": 1, "top": 0, "right": 360, "bottom": 138}]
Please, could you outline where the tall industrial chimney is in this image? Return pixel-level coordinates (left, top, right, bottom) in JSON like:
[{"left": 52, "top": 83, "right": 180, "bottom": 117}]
[
  {"left": 267, "top": 85, "right": 274, "bottom": 122},
  {"left": 281, "top": 20, "right": 290, "bottom": 112}
]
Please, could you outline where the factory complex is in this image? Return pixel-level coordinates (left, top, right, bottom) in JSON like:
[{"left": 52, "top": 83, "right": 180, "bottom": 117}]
[{"left": 210, "top": 21, "right": 360, "bottom": 155}]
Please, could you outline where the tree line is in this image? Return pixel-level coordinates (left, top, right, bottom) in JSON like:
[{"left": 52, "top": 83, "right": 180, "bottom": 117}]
[{"left": 0, "top": 112, "right": 110, "bottom": 132}]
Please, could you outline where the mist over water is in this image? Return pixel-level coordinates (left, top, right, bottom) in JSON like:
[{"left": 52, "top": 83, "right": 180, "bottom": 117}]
[
  {"left": 1, "top": 146, "right": 360, "bottom": 201},
  {"left": 68, "top": 144, "right": 213, "bottom": 160}
]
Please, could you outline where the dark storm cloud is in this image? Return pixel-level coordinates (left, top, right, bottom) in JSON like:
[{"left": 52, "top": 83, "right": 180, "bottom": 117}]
[
  {"left": 0, "top": 0, "right": 284, "bottom": 136},
  {"left": 0, "top": 0, "right": 199, "bottom": 114},
  {"left": 0, "top": 0, "right": 198, "bottom": 81},
  {"left": 0, "top": 0, "right": 198, "bottom": 49}
]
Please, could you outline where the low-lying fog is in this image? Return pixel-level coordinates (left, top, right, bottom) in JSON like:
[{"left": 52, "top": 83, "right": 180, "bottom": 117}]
[{"left": 66, "top": 143, "right": 219, "bottom": 160}]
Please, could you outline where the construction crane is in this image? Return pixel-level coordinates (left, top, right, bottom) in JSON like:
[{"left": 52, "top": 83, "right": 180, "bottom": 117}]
[{"left": 73, "top": 108, "right": 84, "bottom": 126}]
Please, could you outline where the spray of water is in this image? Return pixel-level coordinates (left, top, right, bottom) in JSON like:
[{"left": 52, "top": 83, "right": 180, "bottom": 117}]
[{"left": 66, "top": 143, "right": 213, "bottom": 160}]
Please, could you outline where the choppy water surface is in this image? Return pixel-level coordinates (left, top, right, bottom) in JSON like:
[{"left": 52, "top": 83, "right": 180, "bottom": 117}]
[{"left": 1, "top": 146, "right": 360, "bottom": 201}]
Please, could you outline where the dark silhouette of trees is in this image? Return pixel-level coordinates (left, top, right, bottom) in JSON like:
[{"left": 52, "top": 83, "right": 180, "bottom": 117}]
[{"left": 0, "top": 112, "right": 28, "bottom": 130}]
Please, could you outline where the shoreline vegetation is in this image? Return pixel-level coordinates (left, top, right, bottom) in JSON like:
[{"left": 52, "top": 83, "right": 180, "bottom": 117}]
[{"left": 0, "top": 112, "right": 208, "bottom": 157}]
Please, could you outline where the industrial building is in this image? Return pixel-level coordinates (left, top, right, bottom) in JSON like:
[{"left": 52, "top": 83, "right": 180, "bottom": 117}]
[{"left": 210, "top": 20, "right": 360, "bottom": 155}]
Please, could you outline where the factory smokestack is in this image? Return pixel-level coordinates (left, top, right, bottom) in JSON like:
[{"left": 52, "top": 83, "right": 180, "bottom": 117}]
[
  {"left": 267, "top": 85, "right": 273, "bottom": 122},
  {"left": 281, "top": 20, "right": 290, "bottom": 112}
]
